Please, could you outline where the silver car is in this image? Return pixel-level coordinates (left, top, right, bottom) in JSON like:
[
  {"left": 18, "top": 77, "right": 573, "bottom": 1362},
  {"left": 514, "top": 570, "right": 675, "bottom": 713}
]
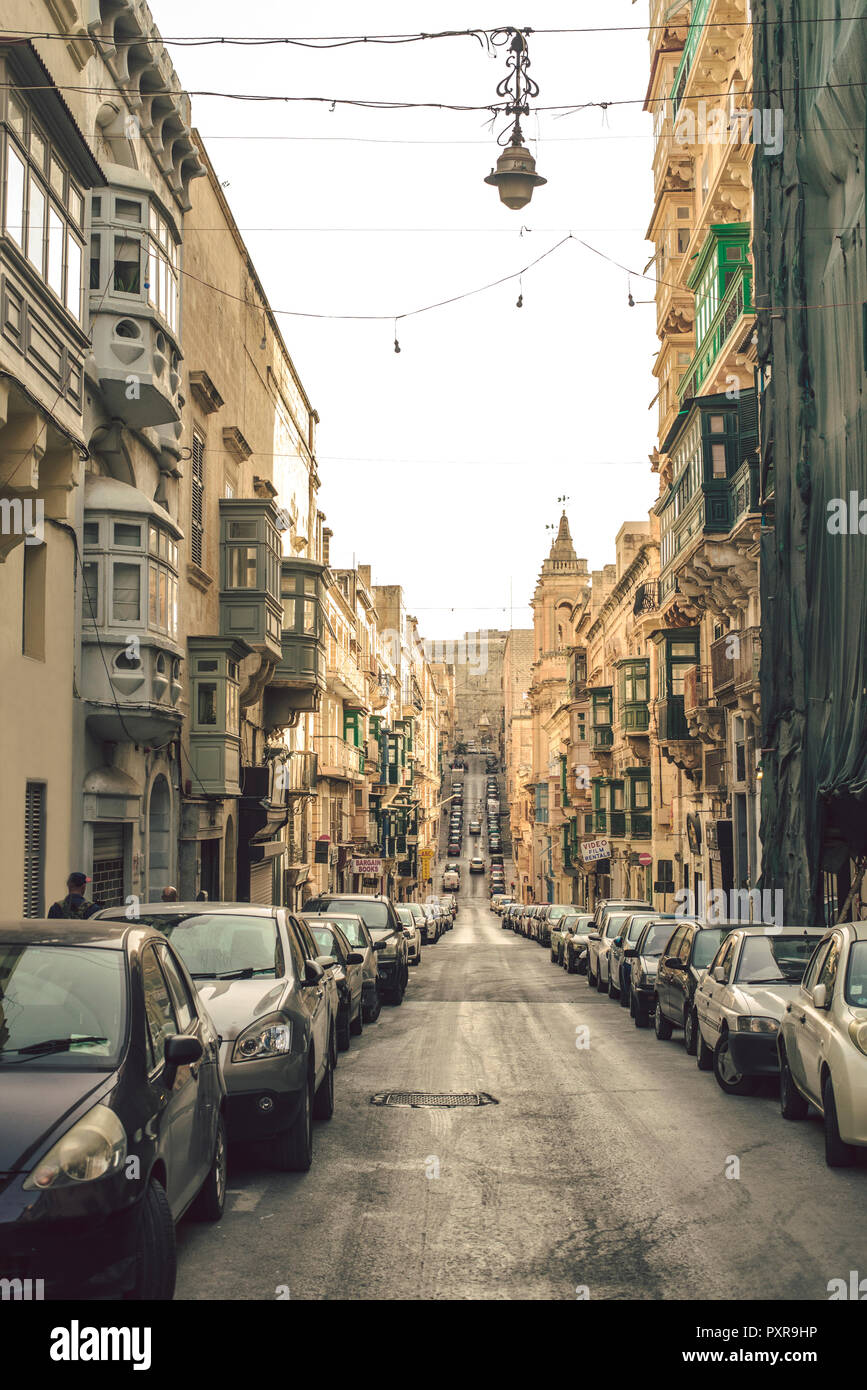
[
  {"left": 301, "top": 911, "right": 381, "bottom": 1023},
  {"left": 396, "top": 905, "right": 422, "bottom": 964},
  {"left": 95, "top": 903, "right": 335, "bottom": 1172},
  {"left": 302, "top": 918, "right": 366, "bottom": 1049}
]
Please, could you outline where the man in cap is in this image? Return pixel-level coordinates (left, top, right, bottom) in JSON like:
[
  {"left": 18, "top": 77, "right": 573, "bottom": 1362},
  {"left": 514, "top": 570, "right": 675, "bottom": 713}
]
[
  {"left": 47, "top": 872, "right": 97, "bottom": 919},
  {"left": 161, "top": 885, "right": 179, "bottom": 902}
]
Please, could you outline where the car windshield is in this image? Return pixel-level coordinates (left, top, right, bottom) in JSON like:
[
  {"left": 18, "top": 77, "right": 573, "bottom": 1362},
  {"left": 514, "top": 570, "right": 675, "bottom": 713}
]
[
  {"left": 735, "top": 934, "right": 818, "bottom": 984},
  {"left": 693, "top": 928, "right": 727, "bottom": 970},
  {"left": 397, "top": 908, "right": 413, "bottom": 926},
  {"left": 627, "top": 914, "right": 657, "bottom": 941},
  {"left": 0, "top": 943, "right": 126, "bottom": 1070},
  {"left": 316, "top": 916, "right": 366, "bottom": 948},
  {"left": 845, "top": 942, "right": 867, "bottom": 1008},
  {"left": 308, "top": 898, "right": 390, "bottom": 930},
  {"left": 605, "top": 914, "right": 630, "bottom": 938},
  {"left": 148, "top": 912, "right": 284, "bottom": 979},
  {"left": 310, "top": 925, "right": 341, "bottom": 959},
  {"left": 642, "top": 922, "right": 679, "bottom": 956}
]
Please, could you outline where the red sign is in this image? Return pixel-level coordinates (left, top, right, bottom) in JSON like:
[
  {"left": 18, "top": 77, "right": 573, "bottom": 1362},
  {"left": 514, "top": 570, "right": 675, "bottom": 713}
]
[{"left": 638, "top": 852, "right": 652, "bottom": 867}]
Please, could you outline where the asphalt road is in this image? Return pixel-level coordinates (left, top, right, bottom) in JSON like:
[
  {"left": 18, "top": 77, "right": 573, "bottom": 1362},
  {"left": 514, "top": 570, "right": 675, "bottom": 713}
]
[{"left": 175, "top": 760, "right": 867, "bottom": 1301}]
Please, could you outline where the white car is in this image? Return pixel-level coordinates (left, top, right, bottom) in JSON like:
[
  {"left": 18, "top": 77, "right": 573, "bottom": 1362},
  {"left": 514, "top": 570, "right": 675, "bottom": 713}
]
[
  {"left": 442, "top": 870, "right": 460, "bottom": 892},
  {"left": 778, "top": 922, "right": 867, "bottom": 1166},
  {"left": 694, "top": 926, "right": 825, "bottom": 1094},
  {"left": 586, "top": 912, "right": 633, "bottom": 989},
  {"left": 469, "top": 856, "right": 485, "bottom": 874},
  {"left": 469, "top": 820, "right": 481, "bottom": 835},
  {"left": 396, "top": 906, "right": 422, "bottom": 965}
]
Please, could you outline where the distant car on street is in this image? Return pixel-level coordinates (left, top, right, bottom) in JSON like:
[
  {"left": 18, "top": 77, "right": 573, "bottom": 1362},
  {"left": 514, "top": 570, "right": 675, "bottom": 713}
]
[{"left": 469, "top": 856, "right": 485, "bottom": 874}]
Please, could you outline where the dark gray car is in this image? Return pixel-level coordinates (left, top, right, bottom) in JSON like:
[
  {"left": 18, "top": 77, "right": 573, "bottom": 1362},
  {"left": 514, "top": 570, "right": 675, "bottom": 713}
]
[{"left": 303, "top": 894, "right": 410, "bottom": 1006}]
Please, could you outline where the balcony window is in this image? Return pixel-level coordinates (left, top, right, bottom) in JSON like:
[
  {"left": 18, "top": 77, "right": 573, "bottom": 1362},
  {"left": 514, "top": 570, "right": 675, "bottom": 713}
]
[
  {"left": 111, "top": 561, "right": 141, "bottom": 624},
  {"left": 654, "top": 629, "right": 699, "bottom": 701},
  {"left": 146, "top": 205, "right": 179, "bottom": 334},
  {"left": 113, "top": 236, "right": 141, "bottom": 294},
  {"left": 2, "top": 95, "right": 85, "bottom": 320}
]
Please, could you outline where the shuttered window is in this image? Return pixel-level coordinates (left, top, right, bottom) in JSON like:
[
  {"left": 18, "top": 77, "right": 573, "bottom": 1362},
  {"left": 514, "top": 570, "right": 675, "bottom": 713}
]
[
  {"left": 191, "top": 431, "right": 205, "bottom": 568},
  {"left": 23, "top": 781, "right": 45, "bottom": 916}
]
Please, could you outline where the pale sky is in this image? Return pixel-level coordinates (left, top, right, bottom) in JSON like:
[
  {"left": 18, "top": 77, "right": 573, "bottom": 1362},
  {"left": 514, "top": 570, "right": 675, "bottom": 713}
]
[{"left": 167, "top": 1, "right": 658, "bottom": 640}]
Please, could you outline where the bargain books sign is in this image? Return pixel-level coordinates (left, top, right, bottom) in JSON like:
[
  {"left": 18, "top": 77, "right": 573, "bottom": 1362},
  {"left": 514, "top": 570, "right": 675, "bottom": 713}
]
[{"left": 351, "top": 857, "right": 383, "bottom": 875}]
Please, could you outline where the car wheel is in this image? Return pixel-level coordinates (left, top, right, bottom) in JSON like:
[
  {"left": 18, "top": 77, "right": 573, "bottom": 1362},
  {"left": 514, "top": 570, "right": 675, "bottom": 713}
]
[
  {"left": 823, "top": 1074, "right": 857, "bottom": 1167},
  {"left": 633, "top": 992, "right": 649, "bottom": 1029},
  {"left": 363, "top": 987, "right": 382, "bottom": 1024},
  {"left": 779, "top": 1050, "right": 808, "bottom": 1120},
  {"left": 337, "top": 1003, "right": 351, "bottom": 1052},
  {"left": 390, "top": 973, "right": 405, "bottom": 1006},
  {"left": 189, "top": 1115, "right": 227, "bottom": 1223},
  {"left": 654, "top": 1002, "right": 673, "bottom": 1040},
  {"left": 696, "top": 1028, "right": 714, "bottom": 1071},
  {"left": 684, "top": 1007, "right": 698, "bottom": 1056},
  {"left": 313, "top": 1039, "right": 335, "bottom": 1121},
  {"left": 350, "top": 1001, "right": 363, "bottom": 1037},
  {"left": 608, "top": 972, "right": 619, "bottom": 1000},
  {"left": 713, "top": 1031, "right": 755, "bottom": 1095},
  {"left": 272, "top": 1067, "right": 313, "bottom": 1171},
  {"left": 619, "top": 977, "right": 630, "bottom": 1008},
  {"left": 596, "top": 965, "right": 607, "bottom": 993},
  {"left": 127, "top": 1178, "right": 176, "bottom": 1300},
  {"left": 550, "top": 947, "right": 557, "bottom": 964},
  {"left": 587, "top": 959, "right": 596, "bottom": 987},
  {"left": 566, "top": 950, "right": 576, "bottom": 975}
]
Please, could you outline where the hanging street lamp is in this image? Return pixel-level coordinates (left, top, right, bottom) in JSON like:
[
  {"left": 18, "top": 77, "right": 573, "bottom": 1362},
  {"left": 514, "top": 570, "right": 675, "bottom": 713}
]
[{"left": 485, "top": 29, "right": 547, "bottom": 211}]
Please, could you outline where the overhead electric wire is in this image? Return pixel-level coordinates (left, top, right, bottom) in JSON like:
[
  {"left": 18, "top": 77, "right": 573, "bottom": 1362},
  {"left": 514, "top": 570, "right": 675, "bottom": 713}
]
[{"left": 1, "top": 16, "right": 865, "bottom": 45}]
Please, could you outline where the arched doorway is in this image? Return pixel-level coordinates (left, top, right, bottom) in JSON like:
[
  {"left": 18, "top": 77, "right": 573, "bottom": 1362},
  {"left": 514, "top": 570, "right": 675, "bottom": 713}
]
[
  {"left": 147, "top": 775, "right": 171, "bottom": 899},
  {"left": 223, "top": 815, "right": 237, "bottom": 901}
]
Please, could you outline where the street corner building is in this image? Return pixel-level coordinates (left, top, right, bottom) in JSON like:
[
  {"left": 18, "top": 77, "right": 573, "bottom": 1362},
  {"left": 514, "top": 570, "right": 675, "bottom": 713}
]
[{"left": 0, "top": 1, "right": 450, "bottom": 919}]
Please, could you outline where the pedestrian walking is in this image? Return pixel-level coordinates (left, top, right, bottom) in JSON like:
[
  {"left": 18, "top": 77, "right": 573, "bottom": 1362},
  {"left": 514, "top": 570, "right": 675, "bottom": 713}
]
[
  {"left": 47, "top": 872, "right": 97, "bottom": 919},
  {"left": 161, "top": 885, "right": 178, "bottom": 902}
]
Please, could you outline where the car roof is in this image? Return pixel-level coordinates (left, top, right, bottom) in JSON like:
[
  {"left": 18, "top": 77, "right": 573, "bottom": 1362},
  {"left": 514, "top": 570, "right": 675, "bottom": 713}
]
[
  {"left": 0, "top": 918, "right": 132, "bottom": 949},
  {"left": 94, "top": 901, "right": 280, "bottom": 919},
  {"left": 300, "top": 910, "right": 364, "bottom": 924},
  {"left": 721, "top": 923, "right": 826, "bottom": 936}
]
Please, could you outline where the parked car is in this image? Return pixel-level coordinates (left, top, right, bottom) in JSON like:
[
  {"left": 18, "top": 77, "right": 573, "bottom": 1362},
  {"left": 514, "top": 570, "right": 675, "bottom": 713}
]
[
  {"left": 95, "top": 902, "right": 336, "bottom": 1173},
  {"left": 396, "top": 906, "right": 423, "bottom": 965},
  {"left": 563, "top": 913, "right": 595, "bottom": 972},
  {"left": 436, "top": 903, "right": 452, "bottom": 934},
  {"left": 550, "top": 909, "right": 580, "bottom": 965},
  {"left": 593, "top": 898, "right": 652, "bottom": 932},
  {"left": 586, "top": 912, "right": 635, "bottom": 989},
  {"left": 694, "top": 926, "right": 824, "bottom": 1094},
  {"left": 0, "top": 919, "right": 226, "bottom": 1299},
  {"left": 539, "top": 904, "right": 570, "bottom": 951},
  {"left": 626, "top": 917, "right": 691, "bottom": 1028},
  {"left": 653, "top": 919, "right": 731, "bottom": 1045},
  {"left": 777, "top": 921, "right": 867, "bottom": 1165},
  {"left": 303, "top": 894, "right": 409, "bottom": 1006},
  {"left": 470, "top": 856, "right": 485, "bottom": 874},
  {"left": 305, "top": 911, "right": 381, "bottom": 1022},
  {"left": 420, "top": 902, "right": 440, "bottom": 944},
  {"left": 608, "top": 911, "right": 667, "bottom": 1004},
  {"left": 447, "top": 842, "right": 461, "bottom": 858},
  {"left": 303, "top": 919, "right": 366, "bottom": 1049}
]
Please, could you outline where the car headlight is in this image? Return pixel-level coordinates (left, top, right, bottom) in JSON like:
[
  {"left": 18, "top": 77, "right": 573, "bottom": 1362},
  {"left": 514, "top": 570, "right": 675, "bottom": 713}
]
[
  {"left": 233, "top": 1018, "right": 292, "bottom": 1062},
  {"left": 848, "top": 1020, "right": 867, "bottom": 1056},
  {"left": 736, "top": 1016, "right": 779, "bottom": 1034},
  {"left": 23, "top": 1103, "right": 126, "bottom": 1190}
]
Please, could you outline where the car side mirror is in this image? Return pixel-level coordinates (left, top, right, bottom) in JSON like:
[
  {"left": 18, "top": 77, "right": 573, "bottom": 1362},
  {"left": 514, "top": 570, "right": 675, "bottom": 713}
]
[
  {"left": 372, "top": 939, "right": 387, "bottom": 952},
  {"left": 347, "top": 952, "right": 364, "bottom": 965},
  {"left": 588, "top": 932, "right": 600, "bottom": 942},
  {"left": 315, "top": 954, "right": 337, "bottom": 970},
  {"left": 613, "top": 937, "right": 622, "bottom": 947},
  {"left": 666, "top": 956, "right": 684, "bottom": 970},
  {"left": 304, "top": 958, "right": 325, "bottom": 986},
  {"left": 624, "top": 949, "right": 638, "bottom": 959},
  {"left": 812, "top": 983, "right": 828, "bottom": 1009},
  {"left": 712, "top": 965, "right": 727, "bottom": 983},
  {"left": 163, "top": 1033, "right": 203, "bottom": 1084}
]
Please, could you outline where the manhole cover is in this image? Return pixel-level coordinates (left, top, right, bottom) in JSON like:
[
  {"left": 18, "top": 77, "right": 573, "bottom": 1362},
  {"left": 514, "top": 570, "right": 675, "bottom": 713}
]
[{"left": 370, "top": 1091, "right": 498, "bottom": 1108}]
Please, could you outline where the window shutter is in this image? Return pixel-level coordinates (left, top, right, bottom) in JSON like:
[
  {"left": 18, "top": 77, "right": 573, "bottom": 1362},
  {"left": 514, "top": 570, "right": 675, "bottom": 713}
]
[
  {"left": 23, "top": 782, "right": 45, "bottom": 917},
  {"left": 191, "top": 433, "right": 205, "bottom": 568}
]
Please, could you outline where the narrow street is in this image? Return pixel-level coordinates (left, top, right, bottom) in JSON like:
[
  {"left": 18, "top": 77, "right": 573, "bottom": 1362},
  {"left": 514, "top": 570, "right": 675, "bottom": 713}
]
[{"left": 174, "top": 765, "right": 867, "bottom": 1303}]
